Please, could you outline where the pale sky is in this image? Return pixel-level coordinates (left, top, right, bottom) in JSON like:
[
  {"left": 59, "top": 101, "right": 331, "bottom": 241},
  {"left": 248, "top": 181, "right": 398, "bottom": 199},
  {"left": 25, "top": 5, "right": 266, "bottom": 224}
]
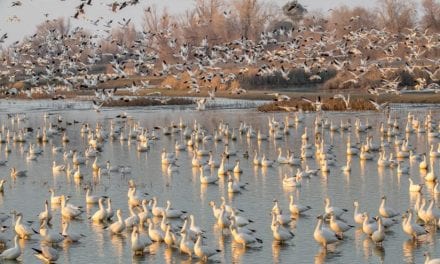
[{"left": 0, "top": 0, "right": 420, "bottom": 45}]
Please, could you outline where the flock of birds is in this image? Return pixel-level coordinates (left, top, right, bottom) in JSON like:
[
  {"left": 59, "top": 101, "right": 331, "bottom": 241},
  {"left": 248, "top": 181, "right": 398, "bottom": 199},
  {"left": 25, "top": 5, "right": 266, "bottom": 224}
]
[
  {"left": 0, "top": 0, "right": 439, "bottom": 107},
  {"left": 0, "top": 104, "right": 439, "bottom": 263}
]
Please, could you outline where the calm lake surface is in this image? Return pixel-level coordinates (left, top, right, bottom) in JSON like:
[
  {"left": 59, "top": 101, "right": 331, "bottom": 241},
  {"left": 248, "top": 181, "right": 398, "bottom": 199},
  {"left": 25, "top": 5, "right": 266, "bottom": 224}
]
[{"left": 0, "top": 99, "right": 440, "bottom": 263}]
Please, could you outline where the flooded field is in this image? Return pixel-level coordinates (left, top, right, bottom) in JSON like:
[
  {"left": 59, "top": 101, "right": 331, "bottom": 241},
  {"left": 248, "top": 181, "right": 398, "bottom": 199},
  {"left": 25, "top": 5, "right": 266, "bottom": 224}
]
[{"left": 0, "top": 101, "right": 439, "bottom": 263}]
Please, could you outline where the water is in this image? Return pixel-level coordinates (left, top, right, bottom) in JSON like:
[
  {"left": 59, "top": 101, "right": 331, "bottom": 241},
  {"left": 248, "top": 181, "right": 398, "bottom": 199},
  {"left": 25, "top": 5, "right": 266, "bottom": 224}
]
[{"left": 0, "top": 100, "right": 439, "bottom": 263}]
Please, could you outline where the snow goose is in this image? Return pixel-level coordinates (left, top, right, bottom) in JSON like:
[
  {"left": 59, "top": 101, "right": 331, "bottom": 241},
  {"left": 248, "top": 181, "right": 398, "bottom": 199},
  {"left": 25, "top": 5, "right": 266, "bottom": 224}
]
[
  {"left": 313, "top": 215, "right": 341, "bottom": 248},
  {"left": 289, "top": 195, "right": 311, "bottom": 215},
  {"left": 52, "top": 161, "right": 65, "bottom": 172},
  {"left": 14, "top": 213, "right": 37, "bottom": 239},
  {"left": 147, "top": 219, "right": 164, "bottom": 242},
  {"left": 91, "top": 198, "right": 108, "bottom": 223},
  {"left": 39, "top": 219, "right": 64, "bottom": 244},
  {"left": 324, "top": 198, "right": 348, "bottom": 218},
  {"left": 10, "top": 167, "right": 26, "bottom": 178},
  {"left": 194, "top": 233, "right": 221, "bottom": 260},
  {"left": 164, "top": 223, "right": 179, "bottom": 247},
  {"left": 131, "top": 226, "right": 151, "bottom": 255},
  {"left": 402, "top": 210, "right": 428, "bottom": 239},
  {"left": 61, "top": 196, "right": 83, "bottom": 219},
  {"left": 409, "top": 178, "right": 424, "bottom": 192},
  {"left": 124, "top": 205, "right": 140, "bottom": 228},
  {"left": 230, "top": 225, "right": 263, "bottom": 247},
  {"left": 62, "top": 221, "right": 83, "bottom": 242},
  {"left": 362, "top": 212, "right": 378, "bottom": 236},
  {"left": 424, "top": 252, "right": 440, "bottom": 264},
  {"left": 329, "top": 213, "right": 354, "bottom": 238},
  {"left": 272, "top": 221, "right": 295, "bottom": 243},
  {"left": 38, "top": 200, "right": 52, "bottom": 224},
  {"left": 179, "top": 231, "right": 194, "bottom": 257},
  {"left": 371, "top": 217, "right": 385, "bottom": 245},
  {"left": 165, "top": 200, "right": 186, "bottom": 218},
  {"left": 379, "top": 196, "right": 399, "bottom": 218},
  {"left": 0, "top": 235, "right": 21, "bottom": 260},
  {"left": 32, "top": 245, "right": 58, "bottom": 263},
  {"left": 108, "top": 209, "right": 125, "bottom": 234}
]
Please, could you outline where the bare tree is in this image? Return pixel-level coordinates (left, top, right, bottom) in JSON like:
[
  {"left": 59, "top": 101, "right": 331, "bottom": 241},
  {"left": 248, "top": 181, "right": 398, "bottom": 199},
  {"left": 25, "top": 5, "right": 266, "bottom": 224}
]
[
  {"left": 282, "top": 0, "right": 307, "bottom": 25},
  {"left": 233, "top": 0, "right": 273, "bottom": 39},
  {"left": 421, "top": 0, "right": 440, "bottom": 32},
  {"left": 376, "top": 0, "right": 417, "bottom": 34}
]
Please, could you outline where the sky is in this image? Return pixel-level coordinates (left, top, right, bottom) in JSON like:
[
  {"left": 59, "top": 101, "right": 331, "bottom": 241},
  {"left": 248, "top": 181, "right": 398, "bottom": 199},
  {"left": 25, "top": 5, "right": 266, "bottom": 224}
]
[{"left": 0, "top": 0, "right": 421, "bottom": 46}]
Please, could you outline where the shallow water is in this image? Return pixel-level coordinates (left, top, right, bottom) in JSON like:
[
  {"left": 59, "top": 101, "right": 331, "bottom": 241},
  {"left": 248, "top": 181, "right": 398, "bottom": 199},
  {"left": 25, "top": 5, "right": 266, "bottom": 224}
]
[{"left": 0, "top": 101, "right": 439, "bottom": 263}]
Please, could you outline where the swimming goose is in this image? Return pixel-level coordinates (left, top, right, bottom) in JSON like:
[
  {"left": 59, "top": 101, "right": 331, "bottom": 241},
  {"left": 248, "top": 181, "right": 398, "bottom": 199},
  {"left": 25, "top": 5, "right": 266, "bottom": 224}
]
[
  {"left": 283, "top": 174, "right": 301, "bottom": 187},
  {"left": 230, "top": 225, "right": 263, "bottom": 247},
  {"left": 164, "top": 223, "right": 180, "bottom": 247},
  {"left": 371, "top": 217, "right": 385, "bottom": 245},
  {"left": 91, "top": 198, "right": 108, "bottom": 223},
  {"left": 230, "top": 210, "right": 253, "bottom": 227},
  {"left": 272, "top": 221, "right": 295, "bottom": 243},
  {"left": 124, "top": 205, "right": 140, "bottom": 228},
  {"left": 379, "top": 196, "right": 399, "bottom": 218},
  {"left": 277, "top": 148, "right": 289, "bottom": 164},
  {"left": 61, "top": 195, "right": 83, "bottom": 219},
  {"left": 424, "top": 252, "right": 440, "bottom": 264},
  {"left": 86, "top": 188, "right": 103, "bottom": 204},
  {"left": 408, "top": 178, "right": 424, "bottom": 192},
  {"left": 108, "top": 209, "right": 125, "bottom": 234},
  {"left": 425, "top": 162, "right": 436, "bottom": 181},
  {"left": 402, "top": 210, "right": 428, "bottom": 239},
  {"left": 362, "top": 212, "right": 378, "bottom": 235},
  {"left": 14, "top": 213, "right": 37, "bottom": 239},
  {"left": 233, "top": 160, "right": 242, "bottom": 173},
  {"left": 194, "top": 233, "right": 221, "bottom": 260},
  {"left": 329, "top": 213, "right": 354, "bottom": 238},
  {"left": 32, "top": 245, "right": 59, "bottom": 263},
  {"left": 324, "top": 198, "right": 348, "bottom": 218},
  {"left": 52, "top": 161, "right": 65, "bottom": 172},
  {"left": 0, "top": 179, "right": 5, "bottom": 193},
  {"left": 10, "top": 167, "right": 26, "bottom": 178},
  {"left": 209, "top": 201, "right": 222, "bottom": 219},
  {"left": 314, "top": 215, "right": 341, "bottom": 248},
  {"left": 38, "top": 200, "right": 52, "bottom": 224},
  {"left": 353, "top": 201, "right": 366, "bottom": 225},
  {"left": 147, "top": 219, "right": 164, "bottom": 242},
  {"left": 261, "top": 154, "right": 274, "bottom": 167},
  {"left": 179, "top": 231, "right": 194, "bottom": 257},
  {"left": 49, "top": 189, "right": 63, "bottom": 204},
  {"left": 40, "top": 219, "right": 64, "bottom": 244},
  {"left": 199, "top": 167, "right": 218, "bottom": 184},
  {"left": 217, "top": 206, "right": 231, "bottom": 229},
  {"left": 289, "top": 195, "right": 311, "bottom": 215},
  {"left": 62, "top": 221, "right": 83, "bottom": 242},
  {"left": 420, "top": 155, "right": 428, "bottom": 170},
  {"left": 165, "top": 200, "right": 186, "bottom": 218},
  {"left": 228, "top": 177, "right": 243, "bottom": 193},
  {"left": 0, "top": 235, "right": 21, "bottom": 260},
  {"left": 131, "top": 226, "right": 151, "bottom": 255}
]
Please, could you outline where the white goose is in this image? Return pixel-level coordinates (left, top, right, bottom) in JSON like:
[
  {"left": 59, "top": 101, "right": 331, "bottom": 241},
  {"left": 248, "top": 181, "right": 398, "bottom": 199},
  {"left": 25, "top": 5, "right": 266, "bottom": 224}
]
[
  {"left": 289, "top": 195, "right": 311, "bottom": 215},
  {"left": 108, "top": 209, "right": 125, "bottom": 234},
  {"left": 0, "top": 235, "right": 21, "bottom": 260},
  {"left": 424, "top": 252, "right": 440, "bottom": 264},
  {"left": 38, "top": 200, "right": 52, "bottom": 224},
  {"left": 409, "top": 178, "right": 424, "bottom": 192},
  {"left": 131, "top": 226, "right": 151, "bottom": 255},
  {"left": 32, "top": 245, "right": 59, "bottom": 263},
  {"left": 14, "top": 213, "right": 36, "bottom": 239},
  {"left": 91, "top": 198, "right": 108, "bottom": 223},
  {"left": 324, "top": 198, "right": 348, "bottom": 218},
  {"left": 379, "top": 196, "right": 399, "bottom": 218},
  {"left": 371, "top": 217, "right": 385, "bottom": 245},
  {"left": 313, "top": 215, "right": 341, "bottom": 248},
  {"left": 402, "top": 210, "right": 428, "bottom": 239},
  {"left": 194, "top": 233, "right": 221, "bottom": 260},
  {"left": 164, "top": 200, "right": 186, "bottom": 218},
  {"left": 272, "top": 221, "right": 295, "bottom": 243},
  {"left": 62, "top": 221, "right": 83, "bottom": 242},
  {"left": 230, "top": 225, "right": 263, "bottom": 247}
]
